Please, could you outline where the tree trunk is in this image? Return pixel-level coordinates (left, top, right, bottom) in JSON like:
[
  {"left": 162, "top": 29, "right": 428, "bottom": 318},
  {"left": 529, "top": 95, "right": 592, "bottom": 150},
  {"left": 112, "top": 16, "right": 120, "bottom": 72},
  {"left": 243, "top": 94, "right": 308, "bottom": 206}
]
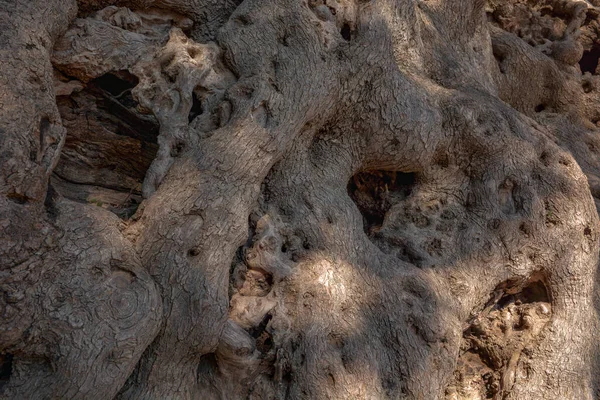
[{"left": 1, "top": 0, "right": 600, "bottom": 398}]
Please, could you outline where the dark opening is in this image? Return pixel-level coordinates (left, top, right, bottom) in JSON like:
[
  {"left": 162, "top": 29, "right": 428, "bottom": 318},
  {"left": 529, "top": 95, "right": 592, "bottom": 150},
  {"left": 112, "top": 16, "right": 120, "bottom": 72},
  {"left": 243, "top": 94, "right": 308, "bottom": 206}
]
[
  {"left": 579, "top": 44, "right": 600, "bottom": 74},
  {"left": 348, "top": 170, "right": 417, "bottom": 233},
  {"left": 196, "top": 353, "right": 218, "bottom": 377},
  {"left": 44, "top": 183, "right": 59, "bottom": 220},
  {"left": 492, "top": 47, "right": 506, "bottom": 74},
  {"left": 83, "top": 70, "right": 159, "bottom": 144},
  {"left": 495, "top": 278, "right": 549, "bottom": 310},
  {"left": 91, "top": 71, "right": 139, "bottom": 97},
  {"left": 255, "top": 330, "right": 273, "bottom": 353},
  {"left": 170, "top": 141, "right": 185, "bottom": 157},
  {"left": 188, "top": 91, "right": 203, "bottom": 122},
  {"left": 517, "top": 279, "right": 549, "bottom": 303},
  {"left": 340, "top": 23, "right": 352, "bottom": 41},
  {"left": 0, "top": 353, "right": 13, "bottom": 389},
  {"left": 90, "top": 71, "right": 141, "bottom": 115},
  {"left": 39, "top": 117, "right": 50, "bottom": 153},
  {"left": 248, "top": 313, "right": 272, "bottom": 339},
  {"left": 534, "top": 104, "right": 545, "bottom": 113},
  {"left": 52, "top": 69, "right": 158, "bottom": 221},
  {"left": 250, "top": 313, "right": 274, "bottom": 353}
]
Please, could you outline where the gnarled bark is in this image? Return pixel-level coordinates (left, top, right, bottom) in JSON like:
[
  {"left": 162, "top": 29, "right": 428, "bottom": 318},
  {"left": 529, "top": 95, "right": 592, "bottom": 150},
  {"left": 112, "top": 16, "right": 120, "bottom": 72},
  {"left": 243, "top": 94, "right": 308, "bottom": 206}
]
[{"left": 1, "top": 0, "right": 600, "bottom": 399}]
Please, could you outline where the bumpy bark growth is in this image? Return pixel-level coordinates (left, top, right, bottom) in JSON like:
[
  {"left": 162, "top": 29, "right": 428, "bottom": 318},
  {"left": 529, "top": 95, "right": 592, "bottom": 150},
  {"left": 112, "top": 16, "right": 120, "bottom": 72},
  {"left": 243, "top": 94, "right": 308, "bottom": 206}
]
[{"left": 1, "top": 0, "right": 600, "bottom": 399}]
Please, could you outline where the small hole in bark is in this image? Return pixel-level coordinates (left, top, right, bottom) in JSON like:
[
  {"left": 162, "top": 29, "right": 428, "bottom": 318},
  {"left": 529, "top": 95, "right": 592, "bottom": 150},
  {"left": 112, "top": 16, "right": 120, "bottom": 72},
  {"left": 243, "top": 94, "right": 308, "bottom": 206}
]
[
  {"left": 188, "top": 248, "right": 200, "bottom": 257},
  {"left": 488, "top": 218, "right": 500, "bottom": 230},
  {"left": 264, "top": 336, "right": 272, "bottom": 347},
  {"left": 558, "top": 156, "right": 571, "bottom": 166},
  {"left": 188, "top": 92, "right": 203, "bottom": 122},
  {"left": 170, "top": 141, "right": 185, "bottom": 157},
  {"left": 534, "top": 104, "right": 545, "bottom": 113},
  {"left": 302, "top": 239, "right": 312, "bottom": 250},
  {"left": 584, "top": 226, "right": 592, "bottom": 237},
  {"left": 579, "top": 44, "right": 600, "bottom": 74},
  {"left": 0, "top": 353, "right": 13, "bottom": 388},
  {"left": 187, "top": 46, "right": 200, "bottom": 58},
  {"left": 341, "top": 23, "right": 352, "bottom": 41},
  {"left": 165, "top": 73, "right": 176, "bottom": 84},
  {"left": 256, "top": 331, "right": 273, "bottom": 353},
  {"left": 539, "top": 150, "right": 552, "bottom": 165},
  {"left": 348, "top": 171, "right": 416, "bottom": 233},
  {"left": 519, "top": 221, "right": 531, "bottom": 235},
  {"left": 280, "top": 31, "right": 291, "bottom": 47}
]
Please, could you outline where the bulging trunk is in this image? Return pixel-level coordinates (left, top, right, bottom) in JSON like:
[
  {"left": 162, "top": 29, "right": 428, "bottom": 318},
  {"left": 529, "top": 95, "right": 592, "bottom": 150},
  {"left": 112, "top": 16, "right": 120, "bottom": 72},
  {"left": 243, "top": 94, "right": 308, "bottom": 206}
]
[{"left": 1, "top": 0, "right": 600, "bottom": 399}]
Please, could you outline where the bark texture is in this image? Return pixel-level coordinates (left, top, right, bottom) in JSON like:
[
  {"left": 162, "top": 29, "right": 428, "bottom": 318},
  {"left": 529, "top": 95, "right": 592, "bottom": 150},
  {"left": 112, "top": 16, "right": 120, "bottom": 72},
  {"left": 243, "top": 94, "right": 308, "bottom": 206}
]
[{"left": 1, "top": 0, "right": 600, "bottom": 399}]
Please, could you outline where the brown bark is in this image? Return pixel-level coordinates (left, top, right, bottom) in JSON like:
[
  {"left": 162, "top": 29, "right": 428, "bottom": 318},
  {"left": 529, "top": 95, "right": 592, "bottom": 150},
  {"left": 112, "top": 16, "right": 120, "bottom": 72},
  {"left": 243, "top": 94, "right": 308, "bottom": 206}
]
[{"left": 1, "top": 0, "right": 600, "bottom": 399}]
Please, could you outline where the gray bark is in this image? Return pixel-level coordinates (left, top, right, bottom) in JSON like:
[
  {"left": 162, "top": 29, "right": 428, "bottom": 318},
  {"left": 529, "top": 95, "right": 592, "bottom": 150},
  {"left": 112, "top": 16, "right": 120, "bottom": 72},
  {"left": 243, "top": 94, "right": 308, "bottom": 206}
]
[{"left": 1, "top": 0, "right": 600, "bottom": 399}]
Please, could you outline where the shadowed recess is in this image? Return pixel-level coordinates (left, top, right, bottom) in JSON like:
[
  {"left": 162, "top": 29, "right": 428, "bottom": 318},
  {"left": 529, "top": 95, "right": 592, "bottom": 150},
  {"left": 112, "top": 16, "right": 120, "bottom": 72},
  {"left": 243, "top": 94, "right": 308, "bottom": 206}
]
[
  {"left": 580, "top": 44, "right": 600, "bottom": 74},
  {"left": 188, "top": 91, "right": 203, "bottom": 122},
  {"left": 347, "top": 170, "right": 416, "bottom": 232},
  {"left": 51, "top": 69, "right": 159, "bottom": 220},
  {"left": 448, "top": 277, "right": 552, "bottom": 399},
  {"left": 92, "top": 71, "right": 139, "bottom": 97},
  {"left": 0, "top": 354, "right": 13, "bottom": 390}
]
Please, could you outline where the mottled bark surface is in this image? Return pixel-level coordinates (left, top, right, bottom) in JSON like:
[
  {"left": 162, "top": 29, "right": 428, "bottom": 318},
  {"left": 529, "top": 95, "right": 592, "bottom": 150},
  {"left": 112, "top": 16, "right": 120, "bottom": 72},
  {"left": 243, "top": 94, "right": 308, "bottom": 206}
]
[{"left": 1, "top": 0, "right": 600, "bottom": 399}]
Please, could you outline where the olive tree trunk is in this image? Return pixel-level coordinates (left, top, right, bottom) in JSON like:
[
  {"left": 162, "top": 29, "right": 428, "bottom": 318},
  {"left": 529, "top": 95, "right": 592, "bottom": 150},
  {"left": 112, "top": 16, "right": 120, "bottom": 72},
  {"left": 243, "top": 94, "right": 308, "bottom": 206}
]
[{"left": 1, "top": 0, "right": 600, "bottom": 399}]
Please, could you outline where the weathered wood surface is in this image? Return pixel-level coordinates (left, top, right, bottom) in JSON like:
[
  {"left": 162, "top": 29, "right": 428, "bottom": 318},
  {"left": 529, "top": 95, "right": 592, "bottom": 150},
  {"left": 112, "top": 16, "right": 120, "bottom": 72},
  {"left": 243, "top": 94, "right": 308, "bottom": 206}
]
[{"left": 1, "top": 0, "right": 600, "bottom": 399}]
